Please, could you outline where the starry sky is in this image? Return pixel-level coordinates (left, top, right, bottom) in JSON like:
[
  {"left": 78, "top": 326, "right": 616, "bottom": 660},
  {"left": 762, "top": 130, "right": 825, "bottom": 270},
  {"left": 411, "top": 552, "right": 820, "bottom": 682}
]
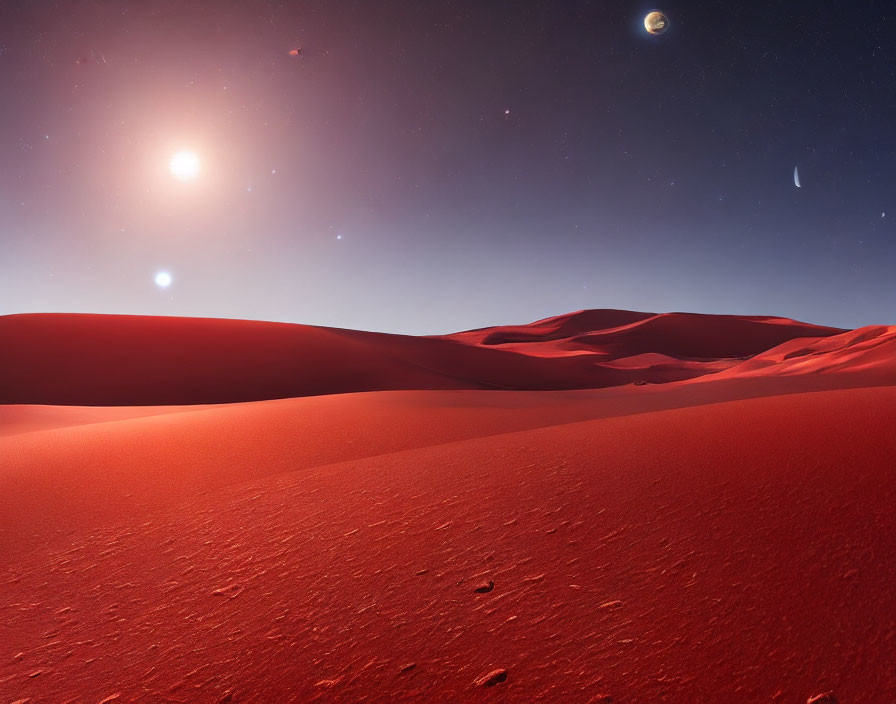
[{"left": 1, "top": 0, "right": 894, "bottom": 334}]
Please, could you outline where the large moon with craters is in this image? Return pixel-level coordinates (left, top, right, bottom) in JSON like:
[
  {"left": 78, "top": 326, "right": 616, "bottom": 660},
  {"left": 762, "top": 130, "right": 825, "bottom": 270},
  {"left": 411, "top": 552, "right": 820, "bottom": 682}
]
[{"left": 644, "top": 11, "right": 669, "bottom": 34}]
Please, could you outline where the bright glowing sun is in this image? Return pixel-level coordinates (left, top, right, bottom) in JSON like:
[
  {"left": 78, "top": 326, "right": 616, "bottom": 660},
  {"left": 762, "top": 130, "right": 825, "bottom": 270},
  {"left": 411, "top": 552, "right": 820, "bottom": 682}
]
[{"left": 169, "top": 151, "right": 201, "bottom": 181}]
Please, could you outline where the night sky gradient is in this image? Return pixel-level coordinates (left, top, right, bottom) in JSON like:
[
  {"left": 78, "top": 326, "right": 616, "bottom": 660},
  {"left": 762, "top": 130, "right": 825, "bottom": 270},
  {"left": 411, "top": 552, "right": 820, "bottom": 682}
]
[{"left": 2, "top": 0, "right": 894, "bottom": 334}]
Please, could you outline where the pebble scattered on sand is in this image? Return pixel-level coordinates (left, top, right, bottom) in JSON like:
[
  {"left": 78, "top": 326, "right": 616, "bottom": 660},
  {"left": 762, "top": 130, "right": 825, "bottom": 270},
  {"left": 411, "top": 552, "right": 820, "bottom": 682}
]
[
  {"left": 807, "top": 693, "right": 838, "bottom": 704},
  {"left": 314, "top": 677, "right": 342, "bottom": 688},
  {"left": 475, "top": 668, "right": 508, "bottom": 687},
  {"left": 211, "top": 583, "right": 242, "bottom": 597}
]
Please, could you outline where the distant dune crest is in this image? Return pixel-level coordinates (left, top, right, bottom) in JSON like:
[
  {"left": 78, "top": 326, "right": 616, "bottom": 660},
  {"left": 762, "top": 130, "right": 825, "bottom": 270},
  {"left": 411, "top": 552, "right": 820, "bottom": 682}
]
[{"left": 1, "top": 309, "right": 890, "bottom": 406}]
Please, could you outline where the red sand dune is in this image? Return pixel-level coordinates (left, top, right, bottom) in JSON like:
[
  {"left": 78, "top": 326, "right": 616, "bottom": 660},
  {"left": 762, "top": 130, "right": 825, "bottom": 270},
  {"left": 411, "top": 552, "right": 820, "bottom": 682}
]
[
  {"left": 1, "top": 387, "right": 895, "bottom": 702},
  {"left": 699, "top": 324, "right": 896, "bottom": 383},
  {"left": 1, "top": 310, "right": 895, "bottom": 702},
  {"left": 440, "top": 309, "right": 844, "bottom": 358},
  {"left": 0, "top": 311, "right": 848, "bottom": 405}
]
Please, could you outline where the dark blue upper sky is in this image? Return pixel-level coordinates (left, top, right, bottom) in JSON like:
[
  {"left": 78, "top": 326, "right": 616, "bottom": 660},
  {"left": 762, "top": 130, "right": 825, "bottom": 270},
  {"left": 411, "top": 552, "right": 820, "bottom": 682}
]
[{"left": 1, "top": 0, "right": 893, "bottom": 333}]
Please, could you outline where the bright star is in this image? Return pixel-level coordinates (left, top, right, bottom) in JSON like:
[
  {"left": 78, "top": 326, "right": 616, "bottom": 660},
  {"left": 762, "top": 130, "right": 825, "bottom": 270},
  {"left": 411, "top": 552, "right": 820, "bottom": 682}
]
[{"left": 169, "top": 151, "right": 200, "bottom": 181}]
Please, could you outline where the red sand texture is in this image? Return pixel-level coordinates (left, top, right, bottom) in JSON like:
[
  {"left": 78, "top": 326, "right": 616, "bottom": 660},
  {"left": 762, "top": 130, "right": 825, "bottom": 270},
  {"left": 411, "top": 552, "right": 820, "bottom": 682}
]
[{"left": 1, "top": 310, "right": 895, "bottom": 703}]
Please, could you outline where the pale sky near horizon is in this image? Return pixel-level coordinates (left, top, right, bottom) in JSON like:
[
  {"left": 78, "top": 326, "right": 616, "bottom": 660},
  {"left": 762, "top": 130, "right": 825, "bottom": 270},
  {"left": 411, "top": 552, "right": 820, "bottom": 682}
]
[{"left": 2, "top": 0, "right": 894, "bottom": 334}]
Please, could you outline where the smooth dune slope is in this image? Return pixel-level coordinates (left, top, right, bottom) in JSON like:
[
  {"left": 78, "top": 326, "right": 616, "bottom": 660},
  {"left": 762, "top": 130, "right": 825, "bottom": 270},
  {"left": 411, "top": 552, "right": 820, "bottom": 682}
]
[
  {"left": 1, "top": 386, "right": 894, "bottom": 702},
  {"left": 0, "top": 311, "right": 849, "bottom": 405},
  {"left": 701, "top": 324, "right": 896, "bottom": 383},
  {"left": 4, "top": 356, "right": 895, "bottom": 545},
  {"left": 0, "top": 313, "right": 659, "bottom": 405},
  {"left": 0, "top": 403, "right": 212, "bottom": 437}
]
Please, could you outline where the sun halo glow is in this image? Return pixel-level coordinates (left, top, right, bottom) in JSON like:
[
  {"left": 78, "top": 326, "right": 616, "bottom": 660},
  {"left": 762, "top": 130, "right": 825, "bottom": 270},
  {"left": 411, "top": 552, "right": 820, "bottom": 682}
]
[{"left": 169, "top": 151, "right": 201, "bottom": 181}]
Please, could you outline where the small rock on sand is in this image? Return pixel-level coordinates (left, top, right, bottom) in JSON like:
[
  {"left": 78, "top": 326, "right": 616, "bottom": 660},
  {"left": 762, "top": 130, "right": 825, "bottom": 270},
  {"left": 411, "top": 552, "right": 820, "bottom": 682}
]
[
  {"left": 475, "top": 668, "right": 508, "bottom": 687},
  {"left": 807, "top": 693, "right": 837, "bottom": 704}
]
